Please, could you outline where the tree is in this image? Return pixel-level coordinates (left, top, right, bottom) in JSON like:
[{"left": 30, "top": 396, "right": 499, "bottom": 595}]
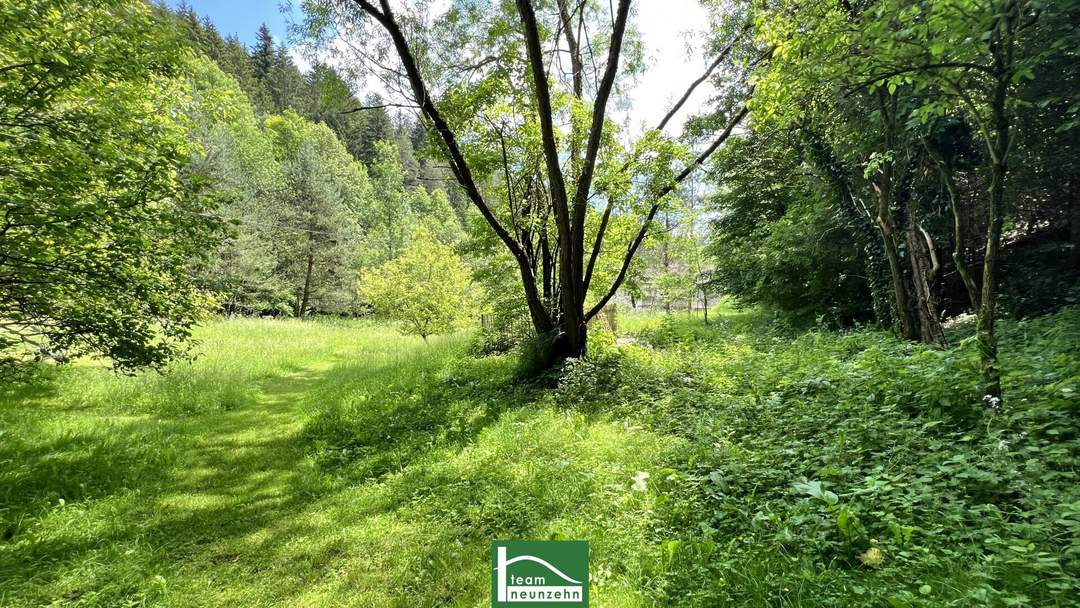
[
  {"left": 853, "top": 0, "right": 1075, "bottom": 400},
  {"left": 0, "top": 0, "right": 222, "bottom": 373},
  {"left": 264, "top": 110, "right": 371, "bottom": 316},
  {"left": 185, "top": 57, "right": 291, "bottom": 315},
  {"left": 358, "top": 229, "right": 472, "bottom": 341},
  {"left": 363, "top": 139, "right": 414, "bottom": 265},
  {"left": 705, "top": 129, "right": 874, "bottom": 326},
  {"left": 307, "top": 62, "right": 368, "bottom": 160},
  {"left": 302, "top": 0, "right": 756, "bottom": 362},
  {"left": 732, "top": 0, "right": 1077, "bottom": 400},
  {"left": 411, "top": 185, "right": 464, "bottom": 245},
  {"left": 251, "top": 23, "right": 275, "bottom": 80},
  {"left": 750, "top": 0, "right": 946, "bottom": 343},
  {"left": 269, "top": 46, "right": 306, "bottom": 110},
  {"left": 355, "top": 94, "right": 394, "bottom": 165}
]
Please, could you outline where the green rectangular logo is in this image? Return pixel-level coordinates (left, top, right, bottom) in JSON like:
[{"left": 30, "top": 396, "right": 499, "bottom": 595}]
[{"left": 491, "top": 540, "right": 589, "bottom": 606}]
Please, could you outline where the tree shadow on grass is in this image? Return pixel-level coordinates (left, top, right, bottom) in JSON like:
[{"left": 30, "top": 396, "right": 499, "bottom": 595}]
[
  {"left": 0, "top": 364, "right": 65, "bottom": 404},
  {"left": 0, "top": 365, "right": 347, "bottom": 606},
  {"left": 0, "top": 418, "right": 181, "bottom": 535},
  {"left": 1, "top": 342, "right": 669, "bottom": 607},
  {"left": 298, "top": 351, "right": 528, "bottom": 483}
]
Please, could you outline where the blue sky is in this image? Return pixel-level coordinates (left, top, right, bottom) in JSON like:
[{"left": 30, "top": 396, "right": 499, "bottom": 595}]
[{"left": 166, "top": 1, "right": 300, "bottom": 46}]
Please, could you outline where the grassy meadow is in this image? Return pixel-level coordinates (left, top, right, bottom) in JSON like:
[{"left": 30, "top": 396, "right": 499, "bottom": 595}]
[{"left": 2, "top": 308, "right": 1079, "bottom": 607}]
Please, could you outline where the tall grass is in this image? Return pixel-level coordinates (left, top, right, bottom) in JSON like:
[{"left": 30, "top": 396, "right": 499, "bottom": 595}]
[{"left": 2, "top": 309, "right": 1078, "bottom": 607}]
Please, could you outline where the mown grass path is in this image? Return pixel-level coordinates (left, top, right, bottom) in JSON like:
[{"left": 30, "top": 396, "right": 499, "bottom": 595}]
[
  {"left": 1, "top": 320, "right": 676, "bottom": 607},
  {"left": 155, "top": 363, "right": 346, "bottom": 607},
  {"left": 0, "top": 322, "right": 437, "bottom": 607},
  {"left": 7, "top": 312, "right": 1080, "bottom": 607}
]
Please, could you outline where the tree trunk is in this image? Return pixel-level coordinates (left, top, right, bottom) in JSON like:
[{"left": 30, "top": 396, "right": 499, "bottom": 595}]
[
  {"left": 879, "top": 212, "right": 917, "bottom": 340},
  {"left": 604, "top": 302, "right": 617, "bottom": 333},
  {"left": 978, "top": 159, "right": 1004, "bottom": 402},
  {"left": 938, "top": 162, "right": 981, "bottom": 309},
  {"left": 874, "top": 178, "right": 917, "bottom": 340},
  {"left": 298, "top": 248, "right": 315, "bottom": 319},
  {"left": 541, "top": 231, "right": 553, "bottom": 303},
  {"left": 872, "top": 90, "right": 918, "bottom": 341},
  {"left": 549, "top": 322, "right": 587, "bottom": 360},
  {"left": 555, "top": 241, "right": 587, "bottom": 357},
  {"left": 350, "top": 0, "right": 740, "bottom": 369},
  {"left": 905, "top": 217, "right": 946, "bottom": 346},
  {"left": 977, "top": 5, "right": 1016, "bottom": 404},
  {"left": 703, "top": 290, "right": 709, "bottom": 324},
  {"left": 978, "top": 118, "right": 1007, "bottom": 402}
]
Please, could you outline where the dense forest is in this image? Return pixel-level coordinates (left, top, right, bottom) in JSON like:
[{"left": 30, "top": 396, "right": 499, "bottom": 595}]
[{"left": 2, "top": 0, "right": 1079, "bottom": 606}]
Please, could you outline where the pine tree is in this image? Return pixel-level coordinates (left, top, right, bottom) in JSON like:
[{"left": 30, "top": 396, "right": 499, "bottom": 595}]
[
  {"left": 251, "top": 23, "right": 275, "bottom": 81},
  {"left": 357, "top": 94, "right": 393, "bottom": 165},
  {"left": 263, "top": 45, "right": 300, "bottom": 111}
]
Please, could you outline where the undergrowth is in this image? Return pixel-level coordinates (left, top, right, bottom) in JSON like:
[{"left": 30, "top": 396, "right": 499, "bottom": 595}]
[
  {"left": 552, "top": 306, "right": 1080, "bottom": 607},
  {"left": 1, "top": 308, "right": 1077, "bottom": 606}
]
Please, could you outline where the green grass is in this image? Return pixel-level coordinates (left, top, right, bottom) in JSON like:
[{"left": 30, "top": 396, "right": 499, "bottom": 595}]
[
  {"left": 2, "top": 309, "right": 1079, "bottom": 607},
  {"left": 0, "top": 319, "right": 688, "bottom": 607}
]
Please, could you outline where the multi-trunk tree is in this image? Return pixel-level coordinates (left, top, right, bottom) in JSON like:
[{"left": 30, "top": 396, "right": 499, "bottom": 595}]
[{"left": 303, "top": 0, "right": 757, "bottom": 361}]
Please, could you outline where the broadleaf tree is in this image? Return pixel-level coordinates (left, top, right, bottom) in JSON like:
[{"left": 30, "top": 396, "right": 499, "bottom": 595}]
[
  {"left": 0, "top": 0, "right": 223, "bottom": 373},
  {"left": 358, "top": 228, "right": 472, "bottom": 341},
  {"left": 299, "top": 0, "right": 760, "bottom": 363}
]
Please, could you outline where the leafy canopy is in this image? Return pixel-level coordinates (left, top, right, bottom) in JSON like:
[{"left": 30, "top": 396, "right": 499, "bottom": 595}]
[
  {"left": 358, "top": 229, "right": 472, "bottom": 340},
  {"left": 0, "top": 0, "right": 222, "bottom": 372}
]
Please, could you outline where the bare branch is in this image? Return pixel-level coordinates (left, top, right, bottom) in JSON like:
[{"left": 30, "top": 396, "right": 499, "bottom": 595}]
[
  {"left": 657, "top": 21, "right": 752, "bottom": 132},
  {"left": 340, "top": 102, "right": 420, "bottom": 114},
  {"left": 585, "top": 103, "right": 750, "bottom": 321}
]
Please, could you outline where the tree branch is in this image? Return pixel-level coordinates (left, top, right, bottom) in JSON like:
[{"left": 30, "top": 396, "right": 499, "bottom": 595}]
[
  {"left": 583, "top": 45, "right": 770, "bottom": 296},
  {"left": 585, "top": 103, "right": 750, "bottom": 321},
  {"left": 571, "top": 0, "right": 632, "bottom": 304},
  {"left": 353, "top": 0, "right": 554, "bottom": 330},
  {"left": 340, "top": 102, "right": 420, "bottom": 114},
  {"left": 516, "top": 0, "right": 572, "bottom": 243},
  {"left": 847, "top": 61, "right": 993, "bottom": 94},
  {"left": 656, "top": 21, "right": 751, "bottom": 132}
]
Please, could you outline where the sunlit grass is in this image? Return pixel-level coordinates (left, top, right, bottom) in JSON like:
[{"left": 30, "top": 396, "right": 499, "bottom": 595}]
[
  {"left": 0, "top": 318, "right": 681, "bottom": 607},
  {"left": 4, "top": 308, "right": 1078, "bottom": 606}
]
